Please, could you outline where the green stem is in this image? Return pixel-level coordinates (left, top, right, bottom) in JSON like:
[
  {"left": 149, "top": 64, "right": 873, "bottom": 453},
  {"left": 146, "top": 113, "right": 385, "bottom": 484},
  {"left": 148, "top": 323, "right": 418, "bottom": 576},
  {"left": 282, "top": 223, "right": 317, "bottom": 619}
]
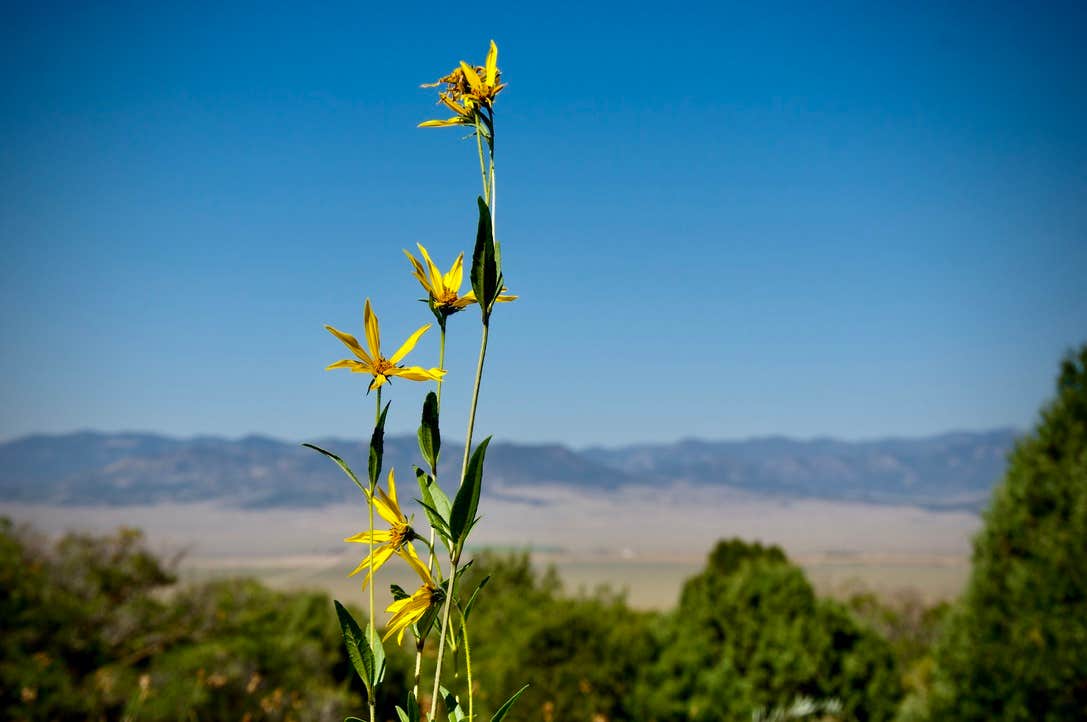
[
  {"left": 429, "top": 322, "right": 490, "bottom": 721},
  {"left": 368, "top": 386, "right": 381, "bottom": 722},
  {"left": 414, "top": 323, "right": 447, "bottom": 699},
  {"left": 462, "top": 614, "right": 475, "bottom": 722},
  {"left": 429, "top": 551, "right": 460, "bottom": 721},
  {"left": 436, "top": 322, "right": 447, "bottom": 407},
  {"left": 487, "top": 121, "right": 495, "bottom": 238},
  {"left": 459, "top": 322, "right": 489, "bottom": 485},
  {"left": 474, "top": 116, "right": 489, "bottom": 202},
  {"left": 413, "top": 636, "right": 424, "bottom": 701}
]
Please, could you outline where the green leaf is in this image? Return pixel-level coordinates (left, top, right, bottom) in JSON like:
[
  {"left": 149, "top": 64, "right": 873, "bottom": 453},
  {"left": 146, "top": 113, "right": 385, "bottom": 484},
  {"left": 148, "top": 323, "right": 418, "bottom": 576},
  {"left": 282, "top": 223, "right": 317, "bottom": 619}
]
[
  {"left": 470, "top": 197, "right": 498, "bottom": 319},
  {"left": 389, "top": 583, "right": 410, "bottom": 601},
  {"left": 347, "top": 718, "right": 366, "bottom": 722},
  {"left": 462, "top": 575, "right": 490, "bottom": 622},
  {"left": 449, "top": 437, "right": 491, "bottom": 548},
  {"left": 440, "top": 687, "right": 466, "bottom": 722},
  {"left": 417, "top": 391, "right": 441, "bottom": 471},
  {"left": 369, "top": 401, "right": 391, "bottom": 486},
  {"left": 368, "top": 622, "right": 386, "bottom": 688},
  {"left": 334, "top": 601, "right": 375, "bottom": 695},
  {"left": 416, "top": 469, "right": 453, "bottom": 546},
  {"left": 490, "top": 685, "right": 530, "bottom": 722},
  {"left": 303, "top": 444, "right": 365, "bottom": 495},
  {"left": 396, "top": 690, "right": 420, "bottom": 722}
]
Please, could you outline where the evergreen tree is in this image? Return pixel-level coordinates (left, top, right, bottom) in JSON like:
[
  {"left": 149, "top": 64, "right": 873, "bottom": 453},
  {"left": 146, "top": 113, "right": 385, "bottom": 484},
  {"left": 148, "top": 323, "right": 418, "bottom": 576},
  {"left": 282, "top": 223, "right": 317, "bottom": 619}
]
[
  {"left": 926, "top": 345, "right": 1087, "bottom": 721},
  {"left": 642, "top": 539, "right": 901, "bottom": 722}
]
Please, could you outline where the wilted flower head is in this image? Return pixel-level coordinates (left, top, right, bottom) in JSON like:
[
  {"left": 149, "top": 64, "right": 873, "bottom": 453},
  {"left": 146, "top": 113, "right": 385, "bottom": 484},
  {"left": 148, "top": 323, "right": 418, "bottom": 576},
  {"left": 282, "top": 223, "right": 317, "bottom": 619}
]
[{"left": 419, "top": 40, "right": 505, "bottom": 129}]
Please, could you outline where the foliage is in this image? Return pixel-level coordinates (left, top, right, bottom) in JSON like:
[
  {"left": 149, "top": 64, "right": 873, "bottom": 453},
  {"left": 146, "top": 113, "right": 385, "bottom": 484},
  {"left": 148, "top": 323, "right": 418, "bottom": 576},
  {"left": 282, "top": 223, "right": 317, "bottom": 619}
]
[
  {"left": 0, "top": 520, "right": 409, "bottom": 722},
  {"left": 457, "top": 552, "right": 658, "bottom": 722},
  {"left": 924, "top": 345, "right": 1087, "bottom": 721},
  {"left": 4, "top": 520, "right": 961, "bottom": 722},
  {"left": 641, "top": 538, "right": 902, "bottom": 722}
]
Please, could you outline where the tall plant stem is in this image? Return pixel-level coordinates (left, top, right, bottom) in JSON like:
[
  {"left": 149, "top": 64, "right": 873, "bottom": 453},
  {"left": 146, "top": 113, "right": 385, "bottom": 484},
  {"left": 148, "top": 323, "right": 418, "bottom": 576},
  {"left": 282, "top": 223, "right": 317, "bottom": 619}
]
[
  {"left": 436, "top": 323, "right": 447, "bottom": 407},
  {"left": 429, "top": 322, "right": 490, "bottom": 721},
  {"left": 474, "top": 118, "right": 489, "bottom": 203},
  {"left": 413, "top": 324, "right": 447, "bottom": 700},
  {"left": 368, "top": 387, "right": 381, "bottom": 722},
  {"left": 487, "top": 123, "right": 495, "bottom": 239},
  {"left": 459, "top": 322, "right": 490, "bottom": 485},
  {"left": 461, "top": 616, "right": 475, "bottom": 722}
]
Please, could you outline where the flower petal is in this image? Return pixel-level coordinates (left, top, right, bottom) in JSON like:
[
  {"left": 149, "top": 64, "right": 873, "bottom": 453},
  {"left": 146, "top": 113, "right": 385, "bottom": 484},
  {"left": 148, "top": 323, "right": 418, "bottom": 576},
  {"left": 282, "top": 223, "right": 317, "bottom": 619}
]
[
  {"left": 398, "top": 547, "right": 433, "bottom": 586},
  {"left": 443, "top": 252, "right": 464, "bottom": 294},
  {"left": 403, "top": 249, "right": 432, "bottom": 292},
  {"left": 325, "top": 325, "right": 373, "bottom": 364},
  {"left": 485, "top": 41, "right": 498, "bottom": 87},
  {"left": 344, "top": 528, "right": 393, "bottom": 542},
  {"left": 386, "top": 467, "right": 398, "bottom": 508},
  {"left": 347, "top": 543, "right": 395, "bottom": 587},
  {"left": 363, "top": 299, "right": 380, "bottom": 358},
  {"left": 369, "top": 374, "right": 389, "bottom": 392},
  {"left": 325, "top": 359, "right": 371, "bottom": 372},
  {"left": 390, "top": 366, "right": 445, "bottom": 382},
  {"left": 419, "top": 117, "right": 469, "bottom": 128},
  {"left": 388, "top": 324, "right": 432, "bottom": 365},
  {"left": 416, "top": 245, "right": 446, "bottom": 299},
  {"left": 460, "top": 61, "right": 484, "bottom": 94}
]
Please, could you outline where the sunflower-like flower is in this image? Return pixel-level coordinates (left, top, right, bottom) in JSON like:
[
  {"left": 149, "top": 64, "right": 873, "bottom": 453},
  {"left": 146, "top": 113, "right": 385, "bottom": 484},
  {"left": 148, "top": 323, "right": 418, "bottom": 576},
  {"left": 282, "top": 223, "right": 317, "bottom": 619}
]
[
  {"left": 419, "top": 40, "right": 505, "bottom": 129},
  {"left": 344, "top": 469, "right": 421, "bottom": 589},
  {"left": 325, "top": 299, "right": 445, "bottom": 392},
  {"left": 383, "top": 550, "right": 442, "bottom": 644},
  {"left": 404, "top": 243, "right": 516, "bottom": 317}
]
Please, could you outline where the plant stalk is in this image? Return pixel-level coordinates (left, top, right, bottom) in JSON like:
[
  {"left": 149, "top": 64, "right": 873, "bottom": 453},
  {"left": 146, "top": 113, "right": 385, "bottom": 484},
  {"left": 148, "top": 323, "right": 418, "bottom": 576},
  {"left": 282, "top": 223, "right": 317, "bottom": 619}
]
[
  {"left": 368, "top": 386, "right": 381, "bottom": 722},
  {"left": 429, "top": 321, "right": 490, "bottom": 720},
  {"left": 414, "top": 323, "right": 447, "bottom": 699}
]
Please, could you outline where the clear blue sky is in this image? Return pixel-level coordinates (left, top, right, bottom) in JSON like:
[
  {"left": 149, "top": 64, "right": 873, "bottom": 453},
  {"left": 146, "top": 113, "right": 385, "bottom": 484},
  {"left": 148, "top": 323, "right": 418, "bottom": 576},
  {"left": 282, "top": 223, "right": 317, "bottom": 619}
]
[{"left": 2, "top": 2, "right": 1084, "bottom": 446}]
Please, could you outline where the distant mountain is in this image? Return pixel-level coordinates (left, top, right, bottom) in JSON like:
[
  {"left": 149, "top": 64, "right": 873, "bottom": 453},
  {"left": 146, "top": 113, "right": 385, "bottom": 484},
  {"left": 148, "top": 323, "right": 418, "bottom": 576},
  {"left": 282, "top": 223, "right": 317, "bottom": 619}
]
[
  {"left": 583, "top": 429, "right": 1018, "bottom": 508},
  {"left": 0, "top": 431, "right": 640, "bottom": 508},
  {"left": 0, "top": 429, "right": 1017, "bottom": 510}
]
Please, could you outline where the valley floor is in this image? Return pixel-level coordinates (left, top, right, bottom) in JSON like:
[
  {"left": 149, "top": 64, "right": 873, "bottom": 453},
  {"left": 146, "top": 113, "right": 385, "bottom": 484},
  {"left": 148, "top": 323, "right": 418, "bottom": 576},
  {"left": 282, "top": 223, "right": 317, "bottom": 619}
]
[{"left": 1, "top": 482, "right": 979, "bottom": 609}]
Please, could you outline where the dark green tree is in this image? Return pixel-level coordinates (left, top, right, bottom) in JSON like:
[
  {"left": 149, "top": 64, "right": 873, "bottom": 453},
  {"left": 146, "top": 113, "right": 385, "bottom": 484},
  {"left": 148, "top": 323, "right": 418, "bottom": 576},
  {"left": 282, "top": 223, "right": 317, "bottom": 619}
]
[
  {"left": 926, "top": 345, "right": 1087, "bottom": 721},
  {"left": 641, "top": 539, "right": 901, "bottom": 722},
  {"left": 456, "top": 552, "right": 658, "bottom": 722}
]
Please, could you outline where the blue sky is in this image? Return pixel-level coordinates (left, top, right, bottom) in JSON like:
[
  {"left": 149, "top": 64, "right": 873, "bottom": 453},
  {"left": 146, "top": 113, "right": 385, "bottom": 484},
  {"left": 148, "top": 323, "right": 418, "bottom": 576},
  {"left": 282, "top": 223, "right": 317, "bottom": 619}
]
[{"left": 1, "top": 2, "right": 1084, "bottom": 446}]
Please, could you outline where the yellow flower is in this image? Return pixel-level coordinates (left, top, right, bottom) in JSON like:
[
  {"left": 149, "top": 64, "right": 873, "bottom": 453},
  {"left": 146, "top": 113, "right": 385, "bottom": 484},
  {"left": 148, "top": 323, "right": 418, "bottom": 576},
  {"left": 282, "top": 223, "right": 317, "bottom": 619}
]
[
  {"left": 325, "top": 299, "right": 446, "bottom": 392},
  {"left": 383, "top": 550, "right": 441, "bottom": 644},
  {"left": 404, "top": 243, "right": 517, "bottom": 316},
  {"left": 344, "top": 468, "right": 422, "bottom": 589},
  {"left": 419, "top": 40, "right": 505, "bottom": 128}
]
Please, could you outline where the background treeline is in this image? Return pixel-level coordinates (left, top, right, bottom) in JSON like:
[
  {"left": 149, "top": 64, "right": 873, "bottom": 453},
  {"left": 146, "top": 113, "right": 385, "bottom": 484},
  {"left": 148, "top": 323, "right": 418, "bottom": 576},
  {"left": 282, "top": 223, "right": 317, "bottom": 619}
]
[
  {"left": 3, "top": 346, "right": 1085, "bottom": 721},
  {"left": 0, "top": 521, "right": 948, "bottom": 722}
]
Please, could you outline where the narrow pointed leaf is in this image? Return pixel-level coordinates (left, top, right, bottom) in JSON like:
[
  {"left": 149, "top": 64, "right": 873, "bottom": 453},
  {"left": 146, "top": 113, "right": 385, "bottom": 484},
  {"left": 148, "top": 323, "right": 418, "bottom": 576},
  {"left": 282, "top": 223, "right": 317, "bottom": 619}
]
[
  {"left": 449, "top": 437, "right": 491, "bottom": 547},
  {"left": 471, "top": 197, "right": 498, "bottom": 320},
  {"left": 490, "top": 685, "right": 530, "bottom": 722},
  {"left": 462, "top": 575, "right": 490, "bottom": 622},
  {"left": 334, "top": 600, "right": 375, "bottom": 695},
  {"left": 368, "top": 622, "right": 386, "bottom": 687},
  {"left": 369, "top": 401, "right": 391, "bottom": 486},
  {"left": 303, "top": 444, "right": 365, "bottom": 495},
  {"left": 417, "top": 391, "right": 441, "bottom": 471}
]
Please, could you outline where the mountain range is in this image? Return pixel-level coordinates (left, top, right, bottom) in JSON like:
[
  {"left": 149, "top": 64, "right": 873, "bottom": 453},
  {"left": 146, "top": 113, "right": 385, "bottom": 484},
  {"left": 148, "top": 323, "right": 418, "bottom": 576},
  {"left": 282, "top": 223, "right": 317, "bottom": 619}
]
[{"left": 0, "top": 429, "right": 1018, "bottom": 510}]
